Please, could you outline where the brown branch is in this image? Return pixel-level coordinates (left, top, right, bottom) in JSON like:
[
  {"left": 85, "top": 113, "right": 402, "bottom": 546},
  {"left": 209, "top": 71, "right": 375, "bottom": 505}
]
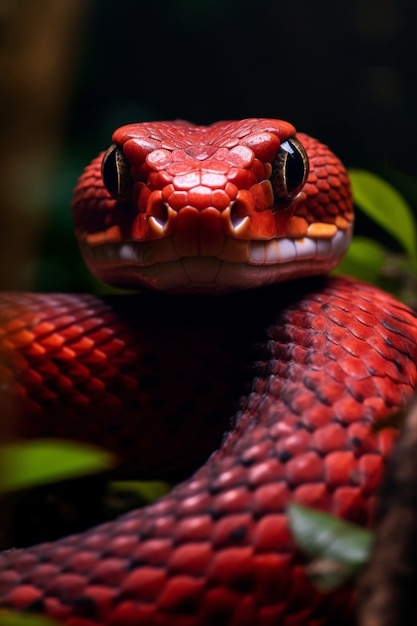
[
  {"left": 357, "top": 396, "right": 417, "bottom": 626},
  {"left": 0, "top": 0, "right": 88, "bottom": 290},
  {"left": 0, "top": 0, "right": 89, "bottom": 548}
]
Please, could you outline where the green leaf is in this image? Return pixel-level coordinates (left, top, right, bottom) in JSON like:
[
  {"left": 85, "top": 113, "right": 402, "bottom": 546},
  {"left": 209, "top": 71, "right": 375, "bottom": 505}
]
[
  {"left": 0, "top": 611, "right": 58, "bottom": 626},
  {"left": 333, "top": 236, "right": 386, "bottom": 283},
  {"left": 109, "top": 480, "right": 170, "bottom": 502},
  {"left": 288, "top": 503, "right": 373, "bottom": 591},
  {"left": 0, "top": 440, "right": 114, "bottom": 494},
  {"left": 348, "top": 169, "right": 417, "bottom": 272}
]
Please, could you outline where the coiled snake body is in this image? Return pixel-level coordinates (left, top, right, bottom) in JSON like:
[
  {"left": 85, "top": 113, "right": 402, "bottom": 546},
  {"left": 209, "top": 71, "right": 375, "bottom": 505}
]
[{"left": 1, "top": 118, "right": 417, "bottom": 625}]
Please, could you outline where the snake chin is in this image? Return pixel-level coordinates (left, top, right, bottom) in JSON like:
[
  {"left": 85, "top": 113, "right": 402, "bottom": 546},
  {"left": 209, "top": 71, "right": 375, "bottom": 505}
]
[{"left": 80, "top": 226, "right": 352, "bottom": 293}]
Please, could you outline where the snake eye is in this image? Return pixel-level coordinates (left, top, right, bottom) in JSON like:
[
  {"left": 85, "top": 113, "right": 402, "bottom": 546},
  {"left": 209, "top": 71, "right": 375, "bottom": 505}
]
[
  {"left": 270, "top": 136, "right": 309, "bottom": 208},
  {"left": 101, "top": 144, "right": 133, "bottom": 201}
]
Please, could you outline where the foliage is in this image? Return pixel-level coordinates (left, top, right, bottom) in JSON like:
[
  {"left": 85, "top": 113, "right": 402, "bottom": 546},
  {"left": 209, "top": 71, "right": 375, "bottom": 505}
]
[
  {"left": 288, "top": 503, "right": 373, "bottom": 591},
  {"left": 0, "top": 612, "right": 58, "bottom": 626},
  {"left": 0, "top": 440, "right": 114, "bottom": 494},
  {"left": 349, "top": 169, "right": 417, "bottom": 271},
  {"left": 335, "top": 169, "right": 417, "bottom": 307}
]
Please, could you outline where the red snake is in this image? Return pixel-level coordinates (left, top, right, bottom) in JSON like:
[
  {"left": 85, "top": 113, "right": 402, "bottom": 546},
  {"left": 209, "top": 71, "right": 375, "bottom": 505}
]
[{"left": 1, "top": 118, "right": 417, "bottom": 625}]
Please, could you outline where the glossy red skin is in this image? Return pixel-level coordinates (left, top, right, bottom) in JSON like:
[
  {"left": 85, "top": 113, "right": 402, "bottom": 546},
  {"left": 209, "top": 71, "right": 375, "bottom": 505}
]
[
  {"left": 72, "top": 119, "right": 353, "bottom": 292},
  {"left": 2, "top": 279, "right": 417, "bottom": 625},
  {"left": 1, "top": 120, "right": 417, "bottom": 625}
]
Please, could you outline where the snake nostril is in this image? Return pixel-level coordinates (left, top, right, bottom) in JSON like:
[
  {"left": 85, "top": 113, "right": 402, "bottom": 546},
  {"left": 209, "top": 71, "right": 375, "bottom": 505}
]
[
  {"left": 148, "top": 201, "right": 169, "bottom": 233},
  {"left": 229, "top": 199, "right": 250, "bottom": 233}
]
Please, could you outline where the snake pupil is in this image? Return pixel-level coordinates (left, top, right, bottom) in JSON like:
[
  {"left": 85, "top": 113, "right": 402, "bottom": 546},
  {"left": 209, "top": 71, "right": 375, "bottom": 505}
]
[
  {"left": 270, "top": 136, "right": 309, "bottom": 208},
  {"left": 281, "top": 140, "right": 305, "bottom": 193},
  {"left": 101, "top": 144, "right": 132, "bottom": 201}
]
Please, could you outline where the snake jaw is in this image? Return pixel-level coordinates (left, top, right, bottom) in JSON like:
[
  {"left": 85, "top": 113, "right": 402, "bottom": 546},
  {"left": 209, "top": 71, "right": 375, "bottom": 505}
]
[{"left": 78, "top": 221, "right": 352, "bottom": 293}]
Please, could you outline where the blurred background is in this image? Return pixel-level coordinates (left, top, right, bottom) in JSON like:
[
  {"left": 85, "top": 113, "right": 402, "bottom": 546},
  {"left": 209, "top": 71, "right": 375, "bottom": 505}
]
[{"left": 0, "top": 0, "right": 416, "bottom": 293}]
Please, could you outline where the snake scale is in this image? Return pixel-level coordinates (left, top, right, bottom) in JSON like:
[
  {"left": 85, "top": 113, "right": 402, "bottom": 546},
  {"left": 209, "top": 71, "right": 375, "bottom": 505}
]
[{"left": 1, "top": 118, "right": 417, "bottom": 625}]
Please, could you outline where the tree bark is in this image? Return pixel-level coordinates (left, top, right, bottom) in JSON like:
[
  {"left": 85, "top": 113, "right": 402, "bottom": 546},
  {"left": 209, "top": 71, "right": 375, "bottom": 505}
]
[
  {"left": 357, "top": 397, "right": 417, "bottom": 626},
  {"left": 0, "top": 0, "right": 88, "bottom": 291}
]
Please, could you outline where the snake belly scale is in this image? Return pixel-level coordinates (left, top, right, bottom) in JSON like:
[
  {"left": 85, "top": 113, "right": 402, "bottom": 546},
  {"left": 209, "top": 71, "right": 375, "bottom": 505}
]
[{"left": 0, "top": 118, "right": 417, "bottom": 625}]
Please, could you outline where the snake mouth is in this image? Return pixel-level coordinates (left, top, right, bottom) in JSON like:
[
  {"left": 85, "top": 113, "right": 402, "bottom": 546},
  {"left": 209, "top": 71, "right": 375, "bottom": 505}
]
[{"left": 79, "top": 225, "right": 353, "bottom": 293}]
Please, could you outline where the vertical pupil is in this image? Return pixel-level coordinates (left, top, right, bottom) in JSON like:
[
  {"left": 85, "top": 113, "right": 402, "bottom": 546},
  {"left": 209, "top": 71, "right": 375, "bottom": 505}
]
[
  {"left": 102, "top": 148, "right": 120, "bottom": 197},
  {"left": 281, "top": 141, "right": 304, "bottom": 193}
]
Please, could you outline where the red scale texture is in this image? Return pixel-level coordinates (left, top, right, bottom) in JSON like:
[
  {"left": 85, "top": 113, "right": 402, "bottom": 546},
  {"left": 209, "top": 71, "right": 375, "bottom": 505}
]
[
  {"left": 0, "top": 292, "right": 252, "bottom": 479},
  {"left": 1, "top": 276, "right": 417, "bottom": 625},
  {"left": 72, "top": 120, "right": 353, "bottom": 253},
  {"left": 0, "top": 119, "right": 415, "bottom": 624}
]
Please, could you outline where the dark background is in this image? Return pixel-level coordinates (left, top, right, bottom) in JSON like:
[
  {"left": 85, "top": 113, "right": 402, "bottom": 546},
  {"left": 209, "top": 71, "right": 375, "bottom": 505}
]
[
  {"left": 70, "top": 0, "right": 417, "bottom": 173},
  {"left": 0, "top": 0, "right": 416, "bottom": 292}
]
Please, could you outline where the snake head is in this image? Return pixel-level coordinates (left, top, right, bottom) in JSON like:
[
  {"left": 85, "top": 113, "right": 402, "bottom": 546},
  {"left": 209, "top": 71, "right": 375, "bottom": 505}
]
[{"left": 72, "top": 119, "right": 353, "bottom": 293}]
